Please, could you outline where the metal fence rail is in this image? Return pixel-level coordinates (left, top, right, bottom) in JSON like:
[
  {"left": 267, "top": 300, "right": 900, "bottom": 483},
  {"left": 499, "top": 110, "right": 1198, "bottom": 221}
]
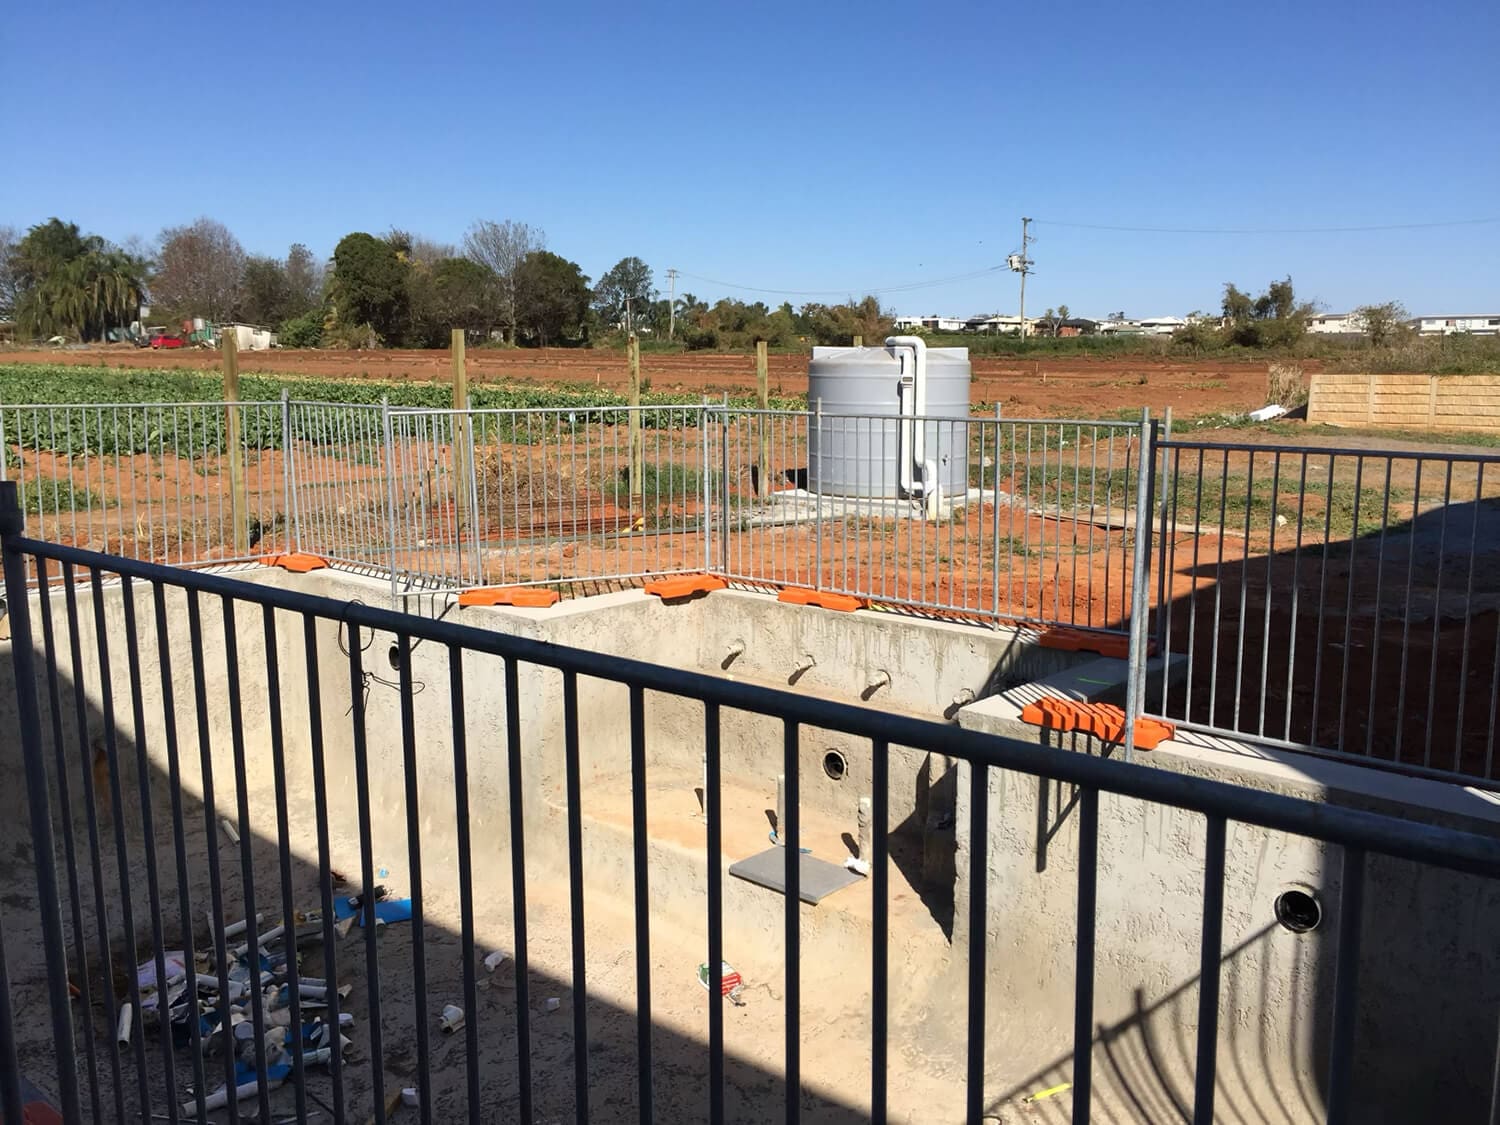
[
  {"left": 2, "top": 394, "right": 1150, "bottom": 633},
  {"left": 1146, "top": 436, "right": 1500, "bottom": 783},
  {"left": 383, "top": 404, "right": 710, "bottom": 596},
  {"left": 5, "top": 482, "right": 1500, "bottom": 1123},
  {"left": 711, "top": 409, "right": 1145, "bottom": 630},
  {"left": 0, "top": 400, "right": 287, "bottom": 569}
]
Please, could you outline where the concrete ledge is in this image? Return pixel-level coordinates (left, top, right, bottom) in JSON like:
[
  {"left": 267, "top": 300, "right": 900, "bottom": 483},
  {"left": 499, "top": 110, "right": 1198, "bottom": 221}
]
[
  {"left": 996, "top": 652, "right": 1185, "bottom": 707},
  {"left": 958, "top": 691, "right": 1500, "bottom": 835}
]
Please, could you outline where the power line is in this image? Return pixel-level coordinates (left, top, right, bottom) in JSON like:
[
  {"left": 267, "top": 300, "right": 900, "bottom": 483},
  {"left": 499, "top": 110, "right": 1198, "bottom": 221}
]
[
  {"left": 1034, "top": 216, "right": 1500, "bottom": 235},
  {"left": 674, "top": 265, "right": 1007, "bottom": 298}
]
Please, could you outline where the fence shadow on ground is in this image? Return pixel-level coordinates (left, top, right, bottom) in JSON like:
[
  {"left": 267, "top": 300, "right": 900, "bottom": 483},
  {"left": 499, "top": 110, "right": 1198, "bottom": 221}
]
[{"left": 0, "top": 603, "right": 872, "bottom": 1122}]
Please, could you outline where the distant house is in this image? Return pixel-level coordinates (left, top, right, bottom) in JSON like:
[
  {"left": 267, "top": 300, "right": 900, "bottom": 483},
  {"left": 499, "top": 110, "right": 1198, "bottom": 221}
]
[
  {"left": 1408, "top": 314, "right": 1500, "bottom": 337},
  {"left": 892, "top": 315, "right": 967, "bottom": 332},
  {"left": 965, "top": 313, "right": 1033, "bottom": 335},
  {"left": 1098, "top": 316, "right": 1185, "bottom": 337},
  {"left": 1052, "top": 317, "right": 1098, "bottom": 337},
  {"left": 1308, "top": 312, "right": 1367, "bottom": 336}
]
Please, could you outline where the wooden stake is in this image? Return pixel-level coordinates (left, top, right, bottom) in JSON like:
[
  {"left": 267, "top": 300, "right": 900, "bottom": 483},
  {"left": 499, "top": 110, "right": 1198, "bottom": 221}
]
[{"left": 222, "top": 330, "right": 248, "bottom": 554}]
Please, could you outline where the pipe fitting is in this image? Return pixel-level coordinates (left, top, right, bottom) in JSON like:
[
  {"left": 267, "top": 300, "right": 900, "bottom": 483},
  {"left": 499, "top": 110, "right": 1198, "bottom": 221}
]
[{"left": 866, "top": 669, "right": 892, "bottom": 693}]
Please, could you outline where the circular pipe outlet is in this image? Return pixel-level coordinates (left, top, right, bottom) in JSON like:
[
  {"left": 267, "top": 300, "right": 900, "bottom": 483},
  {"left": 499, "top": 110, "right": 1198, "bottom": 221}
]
[
  {"left": 823, "top": 750, "right": 847, "bottom": 782},
  {"left": 1274, "top": 889, "right": 1322, "bottom": 934}
]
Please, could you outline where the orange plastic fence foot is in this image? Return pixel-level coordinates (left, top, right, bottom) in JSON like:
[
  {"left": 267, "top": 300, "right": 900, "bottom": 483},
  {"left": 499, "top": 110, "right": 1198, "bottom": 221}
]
[
  {"left": 1039, "top": 627, "right": 1155, "bottom": 659},
  {"left": 1018, "top": 696, "right": 1175, "bottom": 750},
  {"left": 458, "top": 586, "right": 561, "bottom": 608},
  {"left": 776, "top": 588, "right": 866, "bottom": 612},
  {"left": 644, "top": 574, "right": 727, "bottom": 600},
  {"left": 259, "top": 552, "right": 328, "bottom": 573}
]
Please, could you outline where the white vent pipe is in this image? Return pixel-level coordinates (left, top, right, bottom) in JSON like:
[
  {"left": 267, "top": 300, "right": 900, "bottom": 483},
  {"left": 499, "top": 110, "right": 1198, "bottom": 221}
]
[{"left": 885, "top": 336, "right": 935, "bottom": 497}]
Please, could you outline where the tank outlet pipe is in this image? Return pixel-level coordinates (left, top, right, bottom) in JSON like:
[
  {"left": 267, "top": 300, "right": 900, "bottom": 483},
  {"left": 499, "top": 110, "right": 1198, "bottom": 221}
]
[
  {"left": 773, "top": 773, "right": 786, "bottom": 846},
  {"left": 845, "top": 795, "right": 874, "bottom": 877},
  {"left": 886, "top": 335, "right": 929, "bottom": 498}
]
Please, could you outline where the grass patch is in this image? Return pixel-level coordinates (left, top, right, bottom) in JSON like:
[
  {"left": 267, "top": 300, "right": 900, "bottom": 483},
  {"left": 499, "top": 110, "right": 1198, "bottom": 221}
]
[
  {"left": 1020, "top": 460, "right": 1411, "bottom": 539},
  {"left": 19, "top": 475, "right": 111, "bottom": 515},
  {"left": 612, "top": 462, "right": 709, "bottom": 500}
]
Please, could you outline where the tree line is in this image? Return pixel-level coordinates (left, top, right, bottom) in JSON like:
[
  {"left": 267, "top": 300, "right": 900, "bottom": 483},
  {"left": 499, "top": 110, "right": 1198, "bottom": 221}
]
[{"left": 0, "top": 217, "right": 895, "bottom": 349}]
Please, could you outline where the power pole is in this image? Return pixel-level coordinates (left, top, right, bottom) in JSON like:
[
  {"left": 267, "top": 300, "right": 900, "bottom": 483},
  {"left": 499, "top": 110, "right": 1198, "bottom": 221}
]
[
  {"left": 1015, "top": 216, "right": 1033, "bottom": 340},
  {"left": 666, "top": 268, "right": 678, "bottom": 340}
]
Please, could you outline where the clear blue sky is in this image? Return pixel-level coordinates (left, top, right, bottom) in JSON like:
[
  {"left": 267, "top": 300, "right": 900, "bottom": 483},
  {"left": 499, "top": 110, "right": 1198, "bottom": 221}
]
[{"left": 3, "top": 0, "right": 1496, "bottom": 319}]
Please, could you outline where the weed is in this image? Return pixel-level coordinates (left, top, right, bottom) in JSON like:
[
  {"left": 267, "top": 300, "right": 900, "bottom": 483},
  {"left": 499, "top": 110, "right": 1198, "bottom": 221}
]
[
  {"left": 1266, "top": 363, "right": 1308, "bottom": 407},
  {"left": 20, "top": 476, "right": 111, "bottom": 515}
]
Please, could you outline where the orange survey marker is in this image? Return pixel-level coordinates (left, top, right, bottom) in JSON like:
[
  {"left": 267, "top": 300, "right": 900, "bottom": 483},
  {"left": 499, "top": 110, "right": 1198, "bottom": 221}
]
[
  {"left": 644, "top": 574, "right": 727, "bottom": 600},
  {"left": 1018, "top": 696, "right": 1175, "bottom": 749},
  {"left": 260, "top": 552, "right": 328, "bottom": 573},
  {"left": 458, "top": 586, "right": 561, "bottom": 608},
  {"left": 776, "top": 588, "right": 866, "bottom": 612}
]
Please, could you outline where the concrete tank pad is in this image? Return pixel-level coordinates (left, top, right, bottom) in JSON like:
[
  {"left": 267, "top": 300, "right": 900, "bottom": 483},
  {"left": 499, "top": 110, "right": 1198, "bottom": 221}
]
[{"left": 739, "top": 486, "right": 1000, "bottom": 526}]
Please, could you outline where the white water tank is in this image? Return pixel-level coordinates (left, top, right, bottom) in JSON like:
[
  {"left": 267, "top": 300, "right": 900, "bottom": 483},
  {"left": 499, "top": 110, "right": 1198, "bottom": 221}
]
[{"left": 806, "top": 343, "right": 971, "bottom": 498}]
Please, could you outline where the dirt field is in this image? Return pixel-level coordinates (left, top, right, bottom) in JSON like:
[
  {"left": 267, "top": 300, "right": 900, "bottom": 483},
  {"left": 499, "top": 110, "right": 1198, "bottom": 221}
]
[{"left": 0, "top": 344, "right": 1310, "bottom": 420}]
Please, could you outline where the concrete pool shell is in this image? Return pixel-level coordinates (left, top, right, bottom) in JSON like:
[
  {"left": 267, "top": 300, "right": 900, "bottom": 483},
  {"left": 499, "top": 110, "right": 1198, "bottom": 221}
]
[{"left": 3, "top": 568, "right": 1500, "bottom": 1122}]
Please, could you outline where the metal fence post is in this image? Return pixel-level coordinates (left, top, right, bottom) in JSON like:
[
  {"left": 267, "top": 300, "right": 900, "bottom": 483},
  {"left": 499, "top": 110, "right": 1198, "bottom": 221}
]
[
  {"left": 700, "top": 399, "right": 712, "bottom": 573},
  {"left": 382, "top": 397, "right": 400, "bottom": 603},
  {"left": 467, "top": 395, "right": 483, "bottom": 585},
  {"left": 756, "top": 341, "right": 771, "bottom": 498},
  {"left": 223, "top": 332, "right": 249, "bottom": 555},
  {"left": 1155, "top": 406, "right": 1174, "bottom": 656},
  {"left": 719, "top": 392, "right": 731, "bottom": 575},
  {"left": 280, "top": 390, "right": 299, "bottom": 554},
  {"left": 814, "top": 397, "right": 824, "bottom": 591},
  {"left": 991, "top": 403, "right": 1002, "bottom": 628},
  {"left": 629, "top": 335, "right": 643, "bottom": 506},
  {"left": 1122, "top": 408, "right": 1154, "bottom": 761},
  {"left": 451, "top": 330, "right": 474, "bottom": 561},
  {"left": 0, "top": 481, "right": 83, "bottom": 1123}
]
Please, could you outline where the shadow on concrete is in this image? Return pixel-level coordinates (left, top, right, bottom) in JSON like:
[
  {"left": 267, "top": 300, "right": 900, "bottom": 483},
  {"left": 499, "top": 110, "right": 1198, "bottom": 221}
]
[
  {"left": 0, "top": 593, "right": 871, "bottom": 1123},
  {"left": 1127, "top": 479, "right": 1500, "bottom": 1123},
  {"left": 987, "top": 923, "right": 1333, "bottom": 1124}
]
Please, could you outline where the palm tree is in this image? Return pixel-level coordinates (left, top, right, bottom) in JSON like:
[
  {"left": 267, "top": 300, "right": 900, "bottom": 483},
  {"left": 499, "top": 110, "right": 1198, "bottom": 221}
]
[
  {"left": 17, "top": 248, "right": 147, "bottom": 341},
  {"left": 674, "top": 292, "right": 708, "bottom": 327}
]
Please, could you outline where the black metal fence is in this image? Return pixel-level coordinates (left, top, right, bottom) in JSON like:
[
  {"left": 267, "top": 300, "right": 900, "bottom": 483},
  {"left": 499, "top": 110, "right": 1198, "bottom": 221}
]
[{"left": 5, "top": 478, "right": 1500, "bottom": 1123}]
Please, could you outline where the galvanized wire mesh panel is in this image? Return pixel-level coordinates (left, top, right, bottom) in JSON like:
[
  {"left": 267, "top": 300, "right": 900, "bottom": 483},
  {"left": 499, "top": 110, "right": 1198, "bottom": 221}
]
[
  {"left": 712, "top": 409, "right": 1144, "bottom": 630},
  {"left": 1149, "top": 438, "right": 1500, "bottom": 781},
  {"left": 0, "top": 400, "right": 287, "bottom": 573}
]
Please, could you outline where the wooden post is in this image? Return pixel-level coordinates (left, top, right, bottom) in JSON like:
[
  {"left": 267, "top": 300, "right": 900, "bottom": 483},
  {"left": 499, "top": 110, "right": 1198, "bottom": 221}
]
[
  {"left": 451, "top": 328, "right": 472, "bottom": 529},
  {"left": 222, "top": 330, "right": 248, "bottom": 554},
  {"left": 756, "top": 340, "right": 771, "bottom": 497},
  {"left": 627, "top": 334, "right": 643, "bottom": 503}
]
